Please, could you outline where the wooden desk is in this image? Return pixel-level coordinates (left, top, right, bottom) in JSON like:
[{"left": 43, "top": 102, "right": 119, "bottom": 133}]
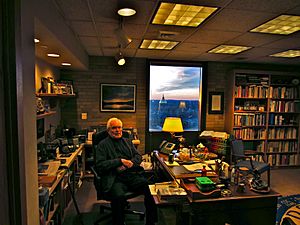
[
  {"left": 152, "top": 151, "right": 280, "bottom": 225},
  {"left": 153, "top": 152, "right": 216, "bottom": 179},
  {"left": 39, "top": 145, "right": 84, "bottom": 225}
]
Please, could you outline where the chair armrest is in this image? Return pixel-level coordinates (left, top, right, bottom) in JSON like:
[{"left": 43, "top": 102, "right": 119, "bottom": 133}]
[
  {"left": 234, "top": 154, "right": 249, "bottom": 159},
  {"left": 244, "top": 150, "right": 264, "bottom": 155}
]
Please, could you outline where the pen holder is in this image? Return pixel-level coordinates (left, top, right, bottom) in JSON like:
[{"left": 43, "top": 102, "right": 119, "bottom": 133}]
[{"left": 168, "top": 153, "right": 174, "bottom": 163}]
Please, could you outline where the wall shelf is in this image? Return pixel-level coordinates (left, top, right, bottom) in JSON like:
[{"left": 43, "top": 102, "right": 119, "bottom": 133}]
[
  {"left": 37, "top": 111, "right": 57, "bottom": 119},
  {"left": 36, "top": 93, "right": 76, "bottom": 98}
]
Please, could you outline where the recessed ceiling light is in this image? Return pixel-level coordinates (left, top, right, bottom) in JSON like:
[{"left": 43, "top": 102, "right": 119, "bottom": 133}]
[
  {"left": 139, "top": 39, "right": 179, "bottom": 50},
  {"left": 34, "top": 38, "right": 40, "bottom": 43},
  {"left": 118, "top": 8, "right": 136, "bottom": 17},
  {"left": 47, "top": 53, "right": 60, "bottom": 58},
  {"left": 270, "top": 50, "right": 300, "bottom": 58},
  {"left": 61, "top": 62, "right": 71, "bottom": 66},
  {"left": 151, "top": 2, "right": 218, "bottom": 27},
  {"left": 250, "top": 15, "right": 300, "bottom": 35},
  {"left": 208, "top": 45, "right": 252, "bottom": 54}
]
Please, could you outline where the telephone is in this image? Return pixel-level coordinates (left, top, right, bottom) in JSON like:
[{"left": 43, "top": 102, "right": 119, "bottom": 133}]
[{"left": 159, "top": 140, "right": 176, "bottom": 155}]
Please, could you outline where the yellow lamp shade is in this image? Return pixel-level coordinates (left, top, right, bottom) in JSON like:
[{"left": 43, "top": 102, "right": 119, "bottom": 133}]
[{"left": 162, "top": 117, "right": 183, "bottom": 133}]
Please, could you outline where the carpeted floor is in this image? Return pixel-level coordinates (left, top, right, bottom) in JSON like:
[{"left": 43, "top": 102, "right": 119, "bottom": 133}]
[
  {"left": 63, "top": 168, "right": 300, "bottom": 225},
  {"left": 276, "top": 194, "right": 300, "bottom": 225}
]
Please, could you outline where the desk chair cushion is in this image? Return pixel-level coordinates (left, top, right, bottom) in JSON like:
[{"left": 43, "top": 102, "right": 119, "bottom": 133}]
[{"left": 235, "top": 160, "right": 270, "bottom": 174}]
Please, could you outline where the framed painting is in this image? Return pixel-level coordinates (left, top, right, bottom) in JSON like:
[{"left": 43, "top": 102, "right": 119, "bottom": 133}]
[
  {"left": 100, "top": 84, "right": 136, "bottom": 112},
  {"left": 208, "top": 92, "right": 224, "bottom": 114}
]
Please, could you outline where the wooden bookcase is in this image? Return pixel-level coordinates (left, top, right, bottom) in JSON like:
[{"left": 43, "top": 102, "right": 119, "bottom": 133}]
[{"left": 225, "top": 70, "right": 300, "bottom": 167}]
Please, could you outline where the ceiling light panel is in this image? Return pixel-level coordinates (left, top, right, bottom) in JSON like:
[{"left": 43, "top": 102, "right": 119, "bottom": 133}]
[
  {"left": 250, "top": 15, "right": 300, "bottom": 35},
  {"left": 140, "top": 39, "right": 179, "bottom": 50},
  {"left": 152, "top": 2, "right": 218, "bottom": 27},
  {"left": 270, "top": 50, "right": 300, "bottom": 58},
  {"left": 208, "top": 45, "right": 251, "bottom": 54}
]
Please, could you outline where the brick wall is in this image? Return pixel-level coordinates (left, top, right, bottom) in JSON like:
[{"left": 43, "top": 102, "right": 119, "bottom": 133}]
[
  {"left": 61, "top": 57, "right": 148, "bottom": 152},
  {"left": 61, "top": 57, "right": 300, "bottom": 153}
]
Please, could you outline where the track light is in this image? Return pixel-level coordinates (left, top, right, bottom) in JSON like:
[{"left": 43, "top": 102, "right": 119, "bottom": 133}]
[
  {"left": 115, "top": 51, "right": 125, "bottom": 66},
  {"left": 114, "top": 28, "right": 132, "bottom": 48}
]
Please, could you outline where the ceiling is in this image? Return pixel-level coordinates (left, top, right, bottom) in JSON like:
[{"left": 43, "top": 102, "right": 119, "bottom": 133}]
[{"left": 35, "top": 0, "right": 300, "bottom": 69}]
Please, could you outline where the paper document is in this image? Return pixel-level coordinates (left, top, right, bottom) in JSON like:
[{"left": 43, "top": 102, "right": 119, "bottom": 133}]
[
  {"left": 199, "top": 130, "right": 214, "bottom": 137},
  {"left": 39, "top": 161, "right": 61, "bottom": 176},
  {"left": 148, "top": 184, "right": 157, "bottom": 195},
  {"left": 183, "top": 162, "right": 212, "bottom": 172}
]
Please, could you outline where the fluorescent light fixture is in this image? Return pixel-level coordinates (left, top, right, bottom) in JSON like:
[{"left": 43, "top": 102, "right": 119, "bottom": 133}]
[
  {"left": 118, "top": 8, "right": 136, "bottom": 17},
  {"left": 34, "top": 38, "right": 40, "bottom": 43},
  {"left": 208, "top": 45, "right": 251, "bottom": 54},
  {"left": 250, "top": 15, "right": 300, "bottom": 35},
  {"left": 115, "top": 52, "right": 125, "bottom": 66},
  {"left": 140, "top": 39, "right": 179, "bottom": 50},
  {"left": 152, "top": 2, "right": 218, "bottom": 27},
  {"left": 47, "top": 53, "right": 60, "bottom": 58},
  {"left": 114, "top": 28, "right": 132, "bottom": 48},
  {"left": 61, "top": 62, "right": 71, "bottom": 66},
  {"left": 270, "top": 50, "right": 300, "bottom": 58}
]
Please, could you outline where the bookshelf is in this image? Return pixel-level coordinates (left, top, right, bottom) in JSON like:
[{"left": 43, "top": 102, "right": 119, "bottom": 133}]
[{"left": 226, "top": 70, "right": 300, "bottom": 167}]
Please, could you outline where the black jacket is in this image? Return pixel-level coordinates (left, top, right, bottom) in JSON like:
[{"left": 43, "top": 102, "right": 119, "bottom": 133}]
[{"left": 95, "top": 136, "right": 142, "bottom": 193}]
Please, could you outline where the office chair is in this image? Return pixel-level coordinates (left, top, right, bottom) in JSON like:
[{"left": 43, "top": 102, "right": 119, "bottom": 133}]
[
  {"left": 91, "top": 130, "right": 145, "bottom": 225},
  {"left": 231, "top": 139, "right": 270, "bottom": 192}
]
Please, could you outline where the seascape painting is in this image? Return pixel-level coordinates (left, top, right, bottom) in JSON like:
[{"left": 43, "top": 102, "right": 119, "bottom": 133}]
[{"left": 100, "top": 84, "right": 136, "bottom": 112}]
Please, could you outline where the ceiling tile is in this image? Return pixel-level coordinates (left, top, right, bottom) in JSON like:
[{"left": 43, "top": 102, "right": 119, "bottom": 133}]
[
  {"left": 195, "top": 52, "right": 230, "bottom": 61},
  {"left": 70, "top": 21, "right": 96, "bottom": 36},
  {"left": 227, "top": 0, "right": 300, "bottom": 13},
  {"left": 286, "top": 5, "right": 300, "bottom": 14},
  {"left": 175, "top": 42, "right": 216, "bottom": 53},
  {"left": 186, "top": 30, "right": 242, "bottom": 44},
  {"left": 78, "top": 36, "right": 100, "bottom": 47},
  {"left": 262, "top": 37, "right": 300, "bottom": 49},
  {"left": 135, "top": 49, "right": 170, "bottom": 58},
  {"left": 202, "top": 8, "right": 276, "bottom": 32},
  {"left": 55, "top": 0, "right": 91, "bottom": 21},
  {"left": 95, "top": 22, "right": 119, "bottom": 38},
  {"left": 228, "top": 32, "right": 284, "bottom": 47},
  {"left": 85, "top": 47, "right": 103, "bottom": 56}
]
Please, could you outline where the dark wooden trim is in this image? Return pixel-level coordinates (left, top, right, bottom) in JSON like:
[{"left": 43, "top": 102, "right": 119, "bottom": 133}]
[{"left": 1, "top": 0, "right": 22, "bottom": 224}]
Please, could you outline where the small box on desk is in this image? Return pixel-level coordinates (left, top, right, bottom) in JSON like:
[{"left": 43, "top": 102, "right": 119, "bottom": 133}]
[{"left": 195, "top": 177, "right": 216, "bottom": 192}]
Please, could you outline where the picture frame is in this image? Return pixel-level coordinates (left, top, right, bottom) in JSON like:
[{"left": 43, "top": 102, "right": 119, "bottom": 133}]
[
  {"left": 100, "top": 84, "right": 136, "bottom": 112},
  {"left": 57, "top": 79, "right": 74, "bottom": 94},
  {"left": 208, "top": 92, "right": 224, "bottom": 114}
]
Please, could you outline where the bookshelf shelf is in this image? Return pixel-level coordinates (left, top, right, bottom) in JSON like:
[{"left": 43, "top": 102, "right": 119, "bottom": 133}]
[
  {"left": 266, "top": 152, "right": 298, "bottom": 154},
  {"left": 226, "top": 70, "right": 300, "bottom": 167}
]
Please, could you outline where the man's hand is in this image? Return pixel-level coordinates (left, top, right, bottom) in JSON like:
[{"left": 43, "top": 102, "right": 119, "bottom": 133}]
[{"left": 121, "top": 159, "right": 133, "bottom": 168}]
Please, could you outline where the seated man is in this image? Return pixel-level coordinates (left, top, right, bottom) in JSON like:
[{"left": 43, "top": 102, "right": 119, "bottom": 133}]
[{"left": 95, "top": 117, "right": 157, "bottom": 225}]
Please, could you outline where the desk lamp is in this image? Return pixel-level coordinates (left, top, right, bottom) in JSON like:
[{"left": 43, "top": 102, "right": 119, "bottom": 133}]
[{"left": 162, "top": 117, "right": 185, "bottom": 149}]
